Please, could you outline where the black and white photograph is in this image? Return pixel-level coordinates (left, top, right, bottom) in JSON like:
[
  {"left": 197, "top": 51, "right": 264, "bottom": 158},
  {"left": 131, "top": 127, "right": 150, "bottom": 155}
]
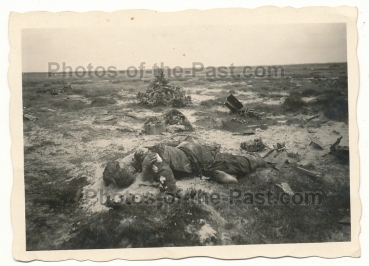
[{"left": 9, "top": 7, "right": 361, "bottom": 260}]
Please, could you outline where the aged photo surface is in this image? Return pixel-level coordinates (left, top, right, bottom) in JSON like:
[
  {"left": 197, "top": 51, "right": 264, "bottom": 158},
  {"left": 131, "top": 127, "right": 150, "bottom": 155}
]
[{"left": 11, "top": 7, "right": 360, "bottom": 260}]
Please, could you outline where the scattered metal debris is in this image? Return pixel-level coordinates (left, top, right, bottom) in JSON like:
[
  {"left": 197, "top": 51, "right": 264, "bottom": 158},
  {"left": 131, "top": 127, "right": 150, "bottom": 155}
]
[
  {"left": 261, "top": 149, "right": 275, "bottom": 158},
  {"left": 62, "top": 80, "right": 73, "bottom": 90},
  {"left": 144, "top": 117, "right": 166, "bottom": 135},
  {"left": 337, "top": 217, "right": 350, "bottom": 225},
  {"left": 308, "top": 135, "right": 324, "bottom": 149},
  {"left": 274, "top": 142, "right": 286, "bottom": 151},
  {"left": 287, "top": 150, "right": 300, "bottom": 159},
  {"left": 24, "top": 114, "right": 38, "bottom": 121},
  {"left": 330, "top": 136, "right": 349, "bottom": 159},
  {"left": 274, "top": 151, "right": 288, "bottom": 170},
  {"left": 166, "top": 125, "right": 187, "bottom": 133},
  {"left": 232, "top": 130, "right": 255, "bottom": 136},
  {"left": 225, "top": 94, "right": 263, "bottom": 118},
  {"left": 125, "top": 112, "right": 138, "bottom": 119},
  {"left": 296, "top": 166, "right": 323, "bottom": 178},
  {"left": 100, "top": 115, "right": 116, "bottom": 121},
  {"left": 164, "top": 109, "right": 194, "bottom": 131},
  {"left": 276, "top": 227, "right": 284, "bottom": 237},
  {"left": 231, "top": 117, "right": 248, "bottom": 124},
  {"left": 304, "top": 114, "right": 320, "bottom": 122},
  {"left": 239, "top": 108, "right": 263, "bottom": 118},
  {"left": 262, "top": 143, "right": 289, "bottom": 168},
  {"left": 225, "top": 94, "right": 243, "bottom": 112},
  {"left": 276, "top": 182, "right": 294, "bottom": 195},
  {"left": 143, "top": 109, "right": 194, "bottom": 135}
]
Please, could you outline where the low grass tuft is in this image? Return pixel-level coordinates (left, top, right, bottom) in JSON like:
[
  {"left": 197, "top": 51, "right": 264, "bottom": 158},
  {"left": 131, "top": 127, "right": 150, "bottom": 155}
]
[{"left": 90, "top": 97, "right": 117, "bottom": 107}]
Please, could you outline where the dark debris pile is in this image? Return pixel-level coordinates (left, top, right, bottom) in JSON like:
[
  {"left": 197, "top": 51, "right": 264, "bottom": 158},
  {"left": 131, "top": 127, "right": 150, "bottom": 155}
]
[{"left": 137, "top": 69, "right": 191, "bottom": 107}]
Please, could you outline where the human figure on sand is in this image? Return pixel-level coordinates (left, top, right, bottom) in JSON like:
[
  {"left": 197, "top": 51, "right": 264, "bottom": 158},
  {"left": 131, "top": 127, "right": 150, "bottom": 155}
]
[{"left": 103, "top": 136, "right": 266, "bottom": 200}]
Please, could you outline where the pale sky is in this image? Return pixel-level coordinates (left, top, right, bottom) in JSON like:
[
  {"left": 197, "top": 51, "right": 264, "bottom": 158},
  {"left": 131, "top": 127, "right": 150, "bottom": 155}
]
[{"left": 22, "top": 23, "right": 347, "bottom": 72}]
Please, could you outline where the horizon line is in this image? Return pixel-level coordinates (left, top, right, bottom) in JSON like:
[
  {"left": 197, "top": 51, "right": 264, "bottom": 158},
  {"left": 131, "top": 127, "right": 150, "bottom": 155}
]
[{"left": 22, "top": 61, "right": 347, "bottom": 74}]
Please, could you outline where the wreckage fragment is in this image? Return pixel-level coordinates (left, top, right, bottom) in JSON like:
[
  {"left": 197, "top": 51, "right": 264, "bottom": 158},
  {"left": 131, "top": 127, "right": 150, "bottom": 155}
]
[
  {"left": 338, "top": 217, "right": 350, "bottom": 225},
  {"left": 274, "top": 142, "right": 286, "bottom": 151},
  {"left": 296, "top": 166, "right": 323, "bottom": 178},
  {"left": 23, "top": 114, "right": 38, "bottom": 121},
  {"left": 261, "top": 149, "right": 275, "bottom": 159},
  {"left": 330, "top": 136, "right": 343, "bottom": 150},
  {"left": 304, "top": 114, "right": 320, "bottom": 122},
  {"left": 276, "top": 182, "right": 294, "bottom": 195},
  {"left": 233, "top": 130, "right": 255, "bottom": 136},
  {"left": 308, "top": 135, "right": 324, "bottom": 149},
  {"left": 231, "top": 117, "right": 248, "bottom": 124},
  {"left": 225, "top": 94, "right": 263, "bottom": 118},
  {"left": 144, "top": 117, "right": 166, "bottom": 135},
  {"left": 144, "top": 109, "right": 194, "bottom": 135},
  {"left": 262, "top": 142, "right": 288, "bottom": 166},
  {"left": 274, "top": 151, "right": 288, "bottom": 170},
  {"left": 329, "top": 136, "right": 349, "bottom": 159},
  {"left": 164, "top": 108, "right": 194, "bottom": 131},
  {"left": 225, "top": 94, "right": 243, "bottom": 112},
  {"left": 239, "top": 108, "right": 262, "bottom": 118}
]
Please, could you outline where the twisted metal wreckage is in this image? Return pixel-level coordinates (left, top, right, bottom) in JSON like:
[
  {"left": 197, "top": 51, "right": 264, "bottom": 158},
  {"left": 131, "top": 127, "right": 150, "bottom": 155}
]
[{"left": 137, "top": 69, "right": 192, "bottom": 107}]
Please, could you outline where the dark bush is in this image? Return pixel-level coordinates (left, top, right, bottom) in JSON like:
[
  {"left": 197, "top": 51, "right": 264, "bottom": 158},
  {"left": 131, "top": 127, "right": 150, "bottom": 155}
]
[
  {"left": 300, "top": 88, "right": 318, "bottom": 97},
  {"left": 324, "top": 97, "right": 348, "bottom": 122},
  {"left": 53, "top": 100, "right": 88, "bottom": 111},
  {"left": 282, "top": 92, "right": 305, "bottom": 112},
  {"left": 199, "top": 97, "right": 224, "bottom": 107}
]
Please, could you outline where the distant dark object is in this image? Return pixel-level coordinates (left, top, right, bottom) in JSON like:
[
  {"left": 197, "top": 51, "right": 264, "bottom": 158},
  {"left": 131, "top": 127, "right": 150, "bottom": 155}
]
[
  {"left": 50, "top": 89, "right": 58, "bottom": 95},
  {"left": 62, "top": 80, "right": 72, "bottom": 90}
]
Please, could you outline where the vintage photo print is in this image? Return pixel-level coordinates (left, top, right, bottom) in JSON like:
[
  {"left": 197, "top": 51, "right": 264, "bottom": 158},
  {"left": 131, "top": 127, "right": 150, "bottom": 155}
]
[{"left": 10, "top": 6, "right": 360, "bottom": 261}]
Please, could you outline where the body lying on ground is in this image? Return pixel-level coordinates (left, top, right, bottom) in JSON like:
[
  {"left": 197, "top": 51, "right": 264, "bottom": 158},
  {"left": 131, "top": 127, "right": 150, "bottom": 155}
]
[{"left": 103, "top": 136, "right": 266, "bottom": 198}]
